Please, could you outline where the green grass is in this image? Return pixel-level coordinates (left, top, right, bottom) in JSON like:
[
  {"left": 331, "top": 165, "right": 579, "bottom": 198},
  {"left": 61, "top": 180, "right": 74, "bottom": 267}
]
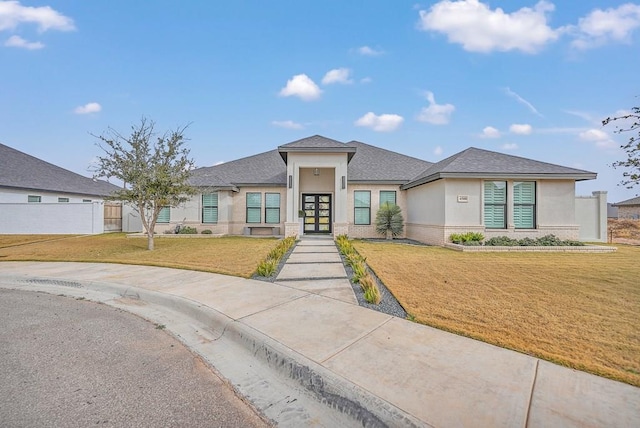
[
  {"left": 0, "top": 233, "right": 277, "bottom": 278},
  {"left": 353, "top": 241, "right": 640, "bottom": 387}
]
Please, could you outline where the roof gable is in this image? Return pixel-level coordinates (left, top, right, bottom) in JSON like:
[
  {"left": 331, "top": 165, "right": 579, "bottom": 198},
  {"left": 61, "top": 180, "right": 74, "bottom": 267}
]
[
  {"left": 0, "top": 143, "right": 120, "bottom": 197},
  {"left": 403, "top": 147, "right": 597, "bottom": 189},
  {"left": 278, "top": 135, "right": 356, "bottom": 163}
]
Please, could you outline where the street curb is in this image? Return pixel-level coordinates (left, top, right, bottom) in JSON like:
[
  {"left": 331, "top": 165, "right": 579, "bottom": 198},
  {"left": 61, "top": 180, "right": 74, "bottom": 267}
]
[{"left": 0, "top": 276, "right": 425, "bottom": 427}]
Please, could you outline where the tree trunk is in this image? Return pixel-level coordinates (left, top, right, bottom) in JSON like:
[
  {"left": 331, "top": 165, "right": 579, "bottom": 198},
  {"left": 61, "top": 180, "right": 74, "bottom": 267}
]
[{"left": 147, "top": 233, "right": 155, "bottom": 251}]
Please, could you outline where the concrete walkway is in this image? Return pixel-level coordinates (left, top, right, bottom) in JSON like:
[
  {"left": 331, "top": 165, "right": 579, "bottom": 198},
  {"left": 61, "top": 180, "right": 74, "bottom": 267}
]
[
  {"left": 275, "top": 236, "right": 357, "bottom": 305},
  {"left": 0, "top": 259, "right": 638, "bottom": 427}
]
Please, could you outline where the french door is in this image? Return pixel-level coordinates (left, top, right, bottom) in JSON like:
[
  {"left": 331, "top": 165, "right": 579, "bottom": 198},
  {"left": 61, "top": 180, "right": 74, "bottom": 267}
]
[{"left": 302, "top": 194, "right": 331, "bottom": 234}]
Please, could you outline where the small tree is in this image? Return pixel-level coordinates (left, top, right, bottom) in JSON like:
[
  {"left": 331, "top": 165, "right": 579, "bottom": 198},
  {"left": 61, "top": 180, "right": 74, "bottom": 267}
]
[
  {"left": 92, "top": 117, "right": 196, "bottom": 250},
  {"left": 375, "top": 202, "right": 404, "bottom": 240},
  {"left": 603, "top": 106, "right": 640, "bottom": 190}
]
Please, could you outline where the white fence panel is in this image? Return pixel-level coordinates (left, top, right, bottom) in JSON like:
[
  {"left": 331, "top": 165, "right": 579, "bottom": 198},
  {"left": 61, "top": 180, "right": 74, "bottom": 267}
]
[{"left": 0, "top": 202, "right": 104, "bottom": 234}]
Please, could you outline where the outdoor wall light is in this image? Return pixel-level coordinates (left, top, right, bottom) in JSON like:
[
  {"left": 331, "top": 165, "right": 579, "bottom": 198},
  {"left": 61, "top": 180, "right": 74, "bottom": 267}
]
[
  {"left": 341, "top": 175, "right": 346, "bottom": 189},
  {"left": 313, "top": 168, "right": 320, "bottom": 176},
  {"left": 288, "top": 175, "right": 292, "bottom": 188}
]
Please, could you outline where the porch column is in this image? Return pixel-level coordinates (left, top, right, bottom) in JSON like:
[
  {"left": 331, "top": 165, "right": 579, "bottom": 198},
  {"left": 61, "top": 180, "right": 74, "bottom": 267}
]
[
  {"left": 333, "top": 160, "right": 349, "bottom": 236},
  {"left": 284, "top": 163, "right": 300, "bottom": 237}
]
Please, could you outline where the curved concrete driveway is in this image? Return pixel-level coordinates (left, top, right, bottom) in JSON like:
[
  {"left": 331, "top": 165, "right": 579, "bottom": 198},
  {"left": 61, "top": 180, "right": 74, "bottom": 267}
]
[{"left": 0, "top": 289, "right": 270, "bottom": 428}]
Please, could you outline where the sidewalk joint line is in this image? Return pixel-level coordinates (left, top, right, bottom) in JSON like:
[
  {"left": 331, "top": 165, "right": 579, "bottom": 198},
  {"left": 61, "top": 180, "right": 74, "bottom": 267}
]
[
  {"left": 320, "top": 316, "right": 394, "bottom": 364},
  {"left": 524, "top": 359, "right": 540, "bottom": 428}
]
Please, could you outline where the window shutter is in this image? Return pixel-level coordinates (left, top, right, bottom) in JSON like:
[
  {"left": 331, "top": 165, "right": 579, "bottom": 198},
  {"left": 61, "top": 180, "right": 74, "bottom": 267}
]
[
  {"left": 484, "top": 182, "right": 506, "bottom": 228},
  {"left": 514, "top": 182, "right": 535, "bottom": 228},
  {"left": 157, "top": 207, "right": 170, "bottom": 223},
  {"left": 265, "top": 193, "right": 280, "bottom": 223},
  {"left": 380, "top": 191, "right": 396, "bottom": 206},
  {"left": 202, "top": 193, "right": 218, "bottom": 223}
]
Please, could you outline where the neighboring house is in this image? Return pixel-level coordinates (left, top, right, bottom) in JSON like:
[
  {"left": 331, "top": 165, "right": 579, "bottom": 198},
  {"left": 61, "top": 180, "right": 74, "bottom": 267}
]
[
  {"left": 160, "top": 135, "right": 606, "bottom": 244},
  {"left": 0, "top": 143, "right": 121, "bottom": 234},
  {"left": 607, "top": 203, "right": 619, "bottom": 219},
  {"left": 612, "top": 196, "right": 640, "bottom": 220}
]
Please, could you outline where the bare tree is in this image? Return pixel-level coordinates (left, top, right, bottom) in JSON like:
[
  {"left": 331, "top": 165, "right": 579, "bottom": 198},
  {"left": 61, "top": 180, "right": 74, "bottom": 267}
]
[
  {"left": 93, "top": 117, "right": 196, "bottom": 250},
  {"left": 603, "top": 106, "right": 640, "bottom": 190}
]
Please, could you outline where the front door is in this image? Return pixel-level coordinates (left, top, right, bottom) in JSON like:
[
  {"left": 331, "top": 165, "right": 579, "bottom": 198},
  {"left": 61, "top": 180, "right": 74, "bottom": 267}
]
[{"left": 302, "top": 194, "right": 331, "bottom": 234}]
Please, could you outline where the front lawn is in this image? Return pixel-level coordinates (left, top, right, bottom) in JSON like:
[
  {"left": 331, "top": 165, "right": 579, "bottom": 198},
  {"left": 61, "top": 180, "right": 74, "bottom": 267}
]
[
  {"left": 0, "top": 234, "right": 277, "bottom": 278},
  {"left": 352, "top": 241, "right": 640, "bottom": 387}
]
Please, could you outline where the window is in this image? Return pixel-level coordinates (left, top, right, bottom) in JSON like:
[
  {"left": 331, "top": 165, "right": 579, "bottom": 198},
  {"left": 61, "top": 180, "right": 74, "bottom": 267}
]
[
  {"left": 157, "top": 206, "right": 170, "bottom": 223},
  {"left": 354, "top": 191, "right": 371, "bottom": 225},
  {"left": 265, "top": 193, "right": 281, "bottom": 224},
  {"left": 484, "top": 181, "right": 506, "bottom": 229},
  {"left": 380, "top": 191, "right": 397, "bottom": 207},
  {"left": 514, "top": 182, "right": 536, "bottom": 229},
  {"left": 202, "top": 193, "right": 218, "bottom": 223},
  {"left": 58, "top": 197, "right": 69, "bottom": 203},
  {"left": 83, "top": 199, "right": 92, "bottom": 203},
  {"left": 246, "top": 192, "right": 261, "bottom": 223},
  {"left": 28, "top": 195, "right": 41, "bottom": 203}
]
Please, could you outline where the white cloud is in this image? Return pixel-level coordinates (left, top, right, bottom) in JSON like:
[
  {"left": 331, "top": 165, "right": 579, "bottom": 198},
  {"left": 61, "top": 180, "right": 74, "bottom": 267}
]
[
  {"left": 322, "top": 68, "right": 353, "bottom": 85},
  {"left": 272, "top": 120, "right": 304, "bottom": 130},
  {"left": 355, "top": 112, "right": 404, "bottom": 132},
  {"left": 360, "top": 77, "right": 373, "bottom": 84},
  {"left": 417, "top": 0, "right": 561, "bottom": 53},
  {"left": 509, "top": 123, "right": 533, "bottom": 135},
  {"left": 434, "top": 146, "right": 443, "bottom": 155},
  {"left": 417, "top": 91, "right": 455, "bottom": 125},
  {"left": 0, "top": 1, "right": 75, "bottom": 32},
  {"left": 504, "top": 87, "right": 542, "bottom": 117},
  {"left": 481, "top": 126, "right": 501, "bottom": 138},
  {"left": 501, "top": 143, "right": 519, "bottom": 150},
  {"left": 579, "top": 128, "right": 616, "bottom": 148},
  {"left": 356, "top": 45, "right": 384, "bottom": 56},
  {"left": 572, "top": 3, "right": 640, "bottom": 50},
  {"left": 74, "top": 102, "right": 101, "bottom": 114},
  {"left": 4, "top": 34, "right": 43, "bottom": 49},
  {"left": 279, "top": 74, "right": 322, "bottom": 101}
]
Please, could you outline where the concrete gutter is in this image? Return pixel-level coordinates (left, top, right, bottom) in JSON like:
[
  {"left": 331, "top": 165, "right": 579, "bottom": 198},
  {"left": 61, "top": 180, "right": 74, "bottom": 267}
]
[{"left": 0, "top": 262, "right": 638, "bottom": 427}]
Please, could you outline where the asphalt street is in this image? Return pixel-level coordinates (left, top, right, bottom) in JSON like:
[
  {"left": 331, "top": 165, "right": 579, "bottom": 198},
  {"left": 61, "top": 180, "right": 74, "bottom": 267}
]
[{"left": 0, "top": 289, "right": 271, "bottom": 428}]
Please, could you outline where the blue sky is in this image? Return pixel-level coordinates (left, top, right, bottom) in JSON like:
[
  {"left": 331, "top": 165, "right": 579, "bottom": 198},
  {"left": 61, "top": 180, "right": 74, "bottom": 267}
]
[{"left": 1, "top": 0, "right": 639, "bottom": 202}]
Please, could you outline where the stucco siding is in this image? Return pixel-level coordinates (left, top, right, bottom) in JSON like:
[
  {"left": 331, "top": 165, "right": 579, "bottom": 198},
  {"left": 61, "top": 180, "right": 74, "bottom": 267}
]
[
  {"left": 406, "top": 180, "right": 445, "bottom": 225},
  {"left": 0, "top": 188, "right": 103, "bottom": 203},
  {"left": 443, "top": 179, "right": 482, "bottom": 226},
  {"left": 537, "top": 180, "right": 576, "bottom": 226}
]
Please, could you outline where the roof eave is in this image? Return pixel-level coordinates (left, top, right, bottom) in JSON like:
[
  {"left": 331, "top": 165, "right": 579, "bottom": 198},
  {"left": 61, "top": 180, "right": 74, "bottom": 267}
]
[
  {"left": 0, "top": 184, "right": 117, "bottom": 198},
  {"left": 401, "top": 172, "right": 598, "bottom": 190},
  {"left": 278, "top": 146, "right": 357, "bottom": 164}
]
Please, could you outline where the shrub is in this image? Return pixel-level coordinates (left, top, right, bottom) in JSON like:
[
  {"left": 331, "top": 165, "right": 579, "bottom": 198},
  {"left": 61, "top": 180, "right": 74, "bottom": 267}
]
[
  {"left": 485, "top": 236, "right": 519, "bottom": 246},
  {"left": 360, "top": 273, "right": 381, "bottom": 304},
  {"left": 484, "top": 234, "right": 586, "bottom": 247},
  {"left": 351, "top": 259, "right": 367, "bottom": 284},
  {"left": 256, "top": 258, "right": 278, "bottom": 277},
  {"left": 178, "top": 226, "right": 197, "bottom": 234},
  {"left": 254, "top": 236, "right": 296, "bottom": 278},
  {"left": 375, "top": 202, "right": 404, "bottom": 239},
  {"left": 449, "top": 232, "right": 484, "bottom": 245},
  {"left": 201, "top": 229, "right": 213, "bottom": 234}
]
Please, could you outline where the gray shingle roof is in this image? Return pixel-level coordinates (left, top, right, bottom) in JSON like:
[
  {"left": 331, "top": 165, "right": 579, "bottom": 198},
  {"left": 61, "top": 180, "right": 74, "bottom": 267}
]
[
  {"left": 613, "top": 196, "right": 640, "bottom": 206},
  {"left": 403, "top": 147, "right": 597, "bottom": 189},
  {"left": 190, "top": 149, "right": 287, "bottom": 187},
  {"left": 0, "top": 143, "right": 121, "bottom": 197},
  {"left": 346, "top": 141, "right": 433, "bottom": 182},
  {"left": 189, "top": 138, "right": 598, "bottom": 189}
]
